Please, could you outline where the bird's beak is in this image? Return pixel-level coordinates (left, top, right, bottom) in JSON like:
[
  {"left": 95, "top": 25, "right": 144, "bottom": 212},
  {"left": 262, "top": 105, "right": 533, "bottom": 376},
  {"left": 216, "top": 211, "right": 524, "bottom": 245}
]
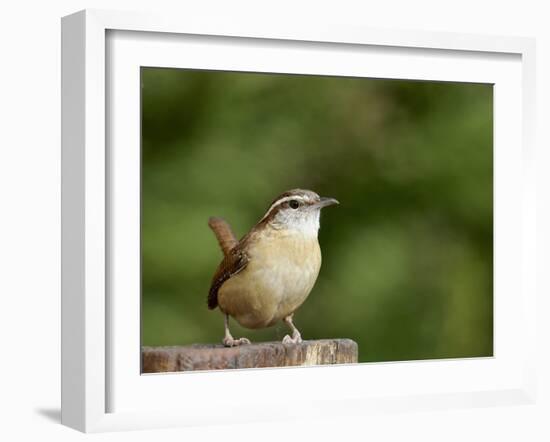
[{"left": 315, "top": 197, "right": 339, "bottom": 209}]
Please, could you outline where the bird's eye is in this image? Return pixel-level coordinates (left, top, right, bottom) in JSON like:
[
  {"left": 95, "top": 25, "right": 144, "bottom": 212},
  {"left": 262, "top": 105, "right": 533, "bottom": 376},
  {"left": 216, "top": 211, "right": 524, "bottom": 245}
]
[{"left": 289, "top": 200, "right": 300, "bottom": 209}]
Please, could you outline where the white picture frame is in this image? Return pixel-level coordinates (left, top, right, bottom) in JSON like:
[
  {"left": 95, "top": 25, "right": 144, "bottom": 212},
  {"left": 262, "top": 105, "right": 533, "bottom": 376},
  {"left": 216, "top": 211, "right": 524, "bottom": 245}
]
[{"left": 61, "top": 9, "right": 537, "bottom": 433}]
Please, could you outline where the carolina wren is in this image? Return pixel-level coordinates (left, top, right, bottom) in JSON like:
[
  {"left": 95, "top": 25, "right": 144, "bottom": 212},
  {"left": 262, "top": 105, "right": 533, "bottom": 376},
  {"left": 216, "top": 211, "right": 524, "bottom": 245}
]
[{"left": 208, "top": 189, "right": 339, "bottom": 347}]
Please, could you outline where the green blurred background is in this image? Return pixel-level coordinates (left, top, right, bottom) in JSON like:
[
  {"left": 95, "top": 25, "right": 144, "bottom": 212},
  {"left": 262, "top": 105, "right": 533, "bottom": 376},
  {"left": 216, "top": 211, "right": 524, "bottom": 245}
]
[{"left": 141, "top": 67, "right": 493, "bottom": 363}]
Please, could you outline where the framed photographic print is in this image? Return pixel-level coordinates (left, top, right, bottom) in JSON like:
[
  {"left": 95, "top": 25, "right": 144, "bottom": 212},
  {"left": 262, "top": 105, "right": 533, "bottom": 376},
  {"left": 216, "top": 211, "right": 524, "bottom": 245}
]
[{"left": 61, "top": 9, "right": 537, "bottom": 432}]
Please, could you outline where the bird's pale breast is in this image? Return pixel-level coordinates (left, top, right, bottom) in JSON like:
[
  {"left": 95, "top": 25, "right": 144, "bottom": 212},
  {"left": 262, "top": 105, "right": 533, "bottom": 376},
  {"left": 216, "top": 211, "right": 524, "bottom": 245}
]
[{"left": 218, "top": 230, "right": 321, "bottom": 329}]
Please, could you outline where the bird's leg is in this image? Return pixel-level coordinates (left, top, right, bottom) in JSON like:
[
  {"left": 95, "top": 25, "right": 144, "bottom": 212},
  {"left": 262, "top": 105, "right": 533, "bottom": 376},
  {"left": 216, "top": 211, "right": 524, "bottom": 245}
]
[
  {"left": 222, "top": 314, "right": 251, "bottom": 347},
  {"left": 282, "top": 314, "right": 302, "bottom": 344}
]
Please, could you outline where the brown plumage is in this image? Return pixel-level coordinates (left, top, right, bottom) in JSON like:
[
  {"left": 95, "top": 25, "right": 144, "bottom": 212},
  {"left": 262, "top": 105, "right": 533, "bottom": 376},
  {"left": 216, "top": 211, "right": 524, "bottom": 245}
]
[
  {"left": 207, "top": 189, "right": 339, "bottom": 346},
  {"left": 207, "top": 217, "right": 238, "bottom": 257},
  {"left": 206, "top": 194, "right": 300, "bottom": 310},
  {"left": 207, "top": 235, "right": 249, "bottom": 310}
]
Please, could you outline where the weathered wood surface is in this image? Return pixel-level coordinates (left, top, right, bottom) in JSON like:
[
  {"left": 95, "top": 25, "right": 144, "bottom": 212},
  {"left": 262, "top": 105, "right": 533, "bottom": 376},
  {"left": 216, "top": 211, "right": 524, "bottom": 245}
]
[{"left": 142, "top": 339, "right": 358, "bottom": 373}]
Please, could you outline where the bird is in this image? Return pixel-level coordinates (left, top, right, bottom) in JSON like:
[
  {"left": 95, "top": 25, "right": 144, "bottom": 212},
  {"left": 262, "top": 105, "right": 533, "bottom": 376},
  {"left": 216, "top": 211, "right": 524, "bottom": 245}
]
[{"left": 207, "top": 189, "right": 339, "bottom": 347}]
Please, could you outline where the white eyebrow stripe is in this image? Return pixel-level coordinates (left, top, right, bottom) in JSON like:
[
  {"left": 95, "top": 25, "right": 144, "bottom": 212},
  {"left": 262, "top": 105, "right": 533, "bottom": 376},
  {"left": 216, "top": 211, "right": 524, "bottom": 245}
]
[{"left": 259, "top": 195, "right": 308, "bottom": 222}]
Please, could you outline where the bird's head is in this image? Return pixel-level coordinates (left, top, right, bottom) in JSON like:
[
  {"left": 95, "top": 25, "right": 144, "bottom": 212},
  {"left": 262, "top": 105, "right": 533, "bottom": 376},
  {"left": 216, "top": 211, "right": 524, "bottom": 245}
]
[{"left": 258, "top": 189, "right": 339, "bottom": 236}]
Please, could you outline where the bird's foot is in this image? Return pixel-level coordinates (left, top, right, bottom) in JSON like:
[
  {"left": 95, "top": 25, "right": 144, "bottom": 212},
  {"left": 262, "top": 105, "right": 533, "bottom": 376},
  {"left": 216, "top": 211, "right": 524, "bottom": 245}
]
[
  {"left": 223, "top": 336, "right": 251, "bottom": 347},
  {"left": 282, "top": 332, "right": 302, "bottom": 345}
]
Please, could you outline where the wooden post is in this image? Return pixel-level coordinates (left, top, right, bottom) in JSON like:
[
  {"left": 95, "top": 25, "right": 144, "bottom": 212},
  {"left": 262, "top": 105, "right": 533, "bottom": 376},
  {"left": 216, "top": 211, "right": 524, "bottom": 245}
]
[{"left": 142, "top": 339, "right": 358, "bottom": 373}]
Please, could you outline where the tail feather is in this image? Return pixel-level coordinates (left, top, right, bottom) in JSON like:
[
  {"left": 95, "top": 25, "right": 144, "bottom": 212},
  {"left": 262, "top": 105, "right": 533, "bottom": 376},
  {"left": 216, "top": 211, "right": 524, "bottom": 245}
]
[{"left": 208, "top": 217, "right": 238, "bottom": 257}]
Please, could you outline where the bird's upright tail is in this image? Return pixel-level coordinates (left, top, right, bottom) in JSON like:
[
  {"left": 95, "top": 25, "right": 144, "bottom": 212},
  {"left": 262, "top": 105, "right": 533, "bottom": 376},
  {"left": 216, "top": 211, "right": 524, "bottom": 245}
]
[{"left": 208, "top": 217, "right": 238, "bottom": 257}]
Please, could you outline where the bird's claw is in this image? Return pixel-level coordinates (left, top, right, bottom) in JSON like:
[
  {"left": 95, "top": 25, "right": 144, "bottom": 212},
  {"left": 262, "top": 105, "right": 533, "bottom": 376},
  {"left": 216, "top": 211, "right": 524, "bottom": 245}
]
[
  {"left": 223, "top": 336, "right": 251, "bottom": 347},
  {"left": 282, "top": 333, "right": 302, "bottom": 345}
]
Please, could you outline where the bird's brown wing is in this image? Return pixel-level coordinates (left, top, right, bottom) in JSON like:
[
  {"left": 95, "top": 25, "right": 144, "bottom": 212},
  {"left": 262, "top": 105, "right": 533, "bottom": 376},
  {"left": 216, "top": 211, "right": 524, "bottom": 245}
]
[{"left": 207, "top": 246, "right": 249, "bottom": 310}]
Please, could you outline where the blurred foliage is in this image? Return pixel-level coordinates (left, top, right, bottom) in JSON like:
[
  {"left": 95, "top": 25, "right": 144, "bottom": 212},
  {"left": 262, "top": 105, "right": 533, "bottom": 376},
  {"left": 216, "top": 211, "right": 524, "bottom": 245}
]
[{"left": 141, "top": 67, "right": 493, "bottom": 363}]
